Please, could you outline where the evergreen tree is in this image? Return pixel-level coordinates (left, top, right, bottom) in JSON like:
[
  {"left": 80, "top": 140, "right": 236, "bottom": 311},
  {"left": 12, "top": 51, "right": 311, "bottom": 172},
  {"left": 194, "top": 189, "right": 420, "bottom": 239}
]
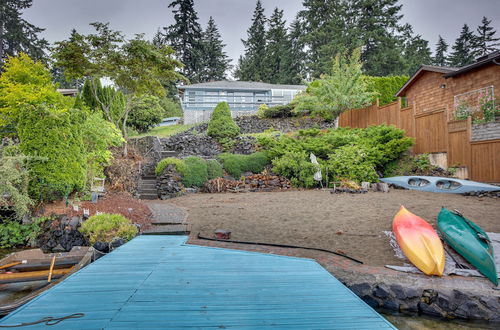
[
  {"left": 299, "top": 0, "right": 351, "bottom": 77},
  {"left": 433, "top": 35, "right": 448, "bottom": 66},
  {"left": 400, "top": 24, "right": 432, "bottom": 75},
  {"left": 475, "top": 16, "right": 500, "bottom": 56},
  {"left": 351, "top": 0, "right": 406, "bottom": 76},
  {"left": 0, "top": 0, "right": 48, "bottom": 65},
  {"left": 234, "top": 0, "right": 267, "bottom": 81},
  {"left": 449, "top": 24, "right": 477, "bottom": 67},
  {"left": 263, "top": 8, "right": 289, "bottom": 84},
  {"left": 199, "top": 17, "right": 231, "bottom": 82},
  {"left": 284, "top": 19, "right": 306, "bottom": 84},
  {"left": 163, "top": 0, "right": 203, "bottom": 83}
]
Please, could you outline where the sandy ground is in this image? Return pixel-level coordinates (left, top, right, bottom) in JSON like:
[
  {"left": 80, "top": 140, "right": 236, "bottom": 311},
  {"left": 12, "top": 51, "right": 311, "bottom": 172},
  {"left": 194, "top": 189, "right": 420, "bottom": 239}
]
[{"left": 171, "top": 189, "right": 500, "bottom": 267}]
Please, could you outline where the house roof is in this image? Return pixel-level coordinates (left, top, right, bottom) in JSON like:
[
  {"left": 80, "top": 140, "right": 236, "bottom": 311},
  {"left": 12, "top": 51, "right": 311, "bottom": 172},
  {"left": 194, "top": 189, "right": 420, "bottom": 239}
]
[
  {"left": 443, "top": 51, "right": 500, "bottom": 78},
  {"left": 178, "top": 80, "right": 306, "bottom": 91},
  {"left": 395, "top": 65, "right": 459, "bottom": 97}
]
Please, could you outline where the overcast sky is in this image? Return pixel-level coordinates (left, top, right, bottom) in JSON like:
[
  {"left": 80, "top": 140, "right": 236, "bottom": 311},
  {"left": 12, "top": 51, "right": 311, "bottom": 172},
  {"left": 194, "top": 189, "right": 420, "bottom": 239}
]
[{"left": 24, "top": 0, "right": 500, "bottom": 65}]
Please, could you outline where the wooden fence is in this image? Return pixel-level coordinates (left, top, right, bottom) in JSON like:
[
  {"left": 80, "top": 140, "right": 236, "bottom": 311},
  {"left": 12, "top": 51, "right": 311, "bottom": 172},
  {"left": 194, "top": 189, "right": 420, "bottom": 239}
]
[{"left": 338, "top": 100, "right": 500, "bottom": 183}]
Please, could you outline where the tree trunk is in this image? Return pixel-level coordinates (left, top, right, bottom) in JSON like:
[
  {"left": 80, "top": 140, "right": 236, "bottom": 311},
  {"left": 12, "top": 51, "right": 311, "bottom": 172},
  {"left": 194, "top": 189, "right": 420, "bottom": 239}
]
[
  {"left": 0, "top": 11, "right": 5, "bottom": 64},
  {"left": 121, "top": 96, "right": 133, "bottom": 157}
]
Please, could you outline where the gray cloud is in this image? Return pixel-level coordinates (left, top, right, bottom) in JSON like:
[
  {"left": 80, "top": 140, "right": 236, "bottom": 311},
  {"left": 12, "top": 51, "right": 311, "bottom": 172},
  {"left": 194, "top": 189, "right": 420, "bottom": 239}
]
[{"left": 24, "top": 0, "right": 500, "bottom": 64}]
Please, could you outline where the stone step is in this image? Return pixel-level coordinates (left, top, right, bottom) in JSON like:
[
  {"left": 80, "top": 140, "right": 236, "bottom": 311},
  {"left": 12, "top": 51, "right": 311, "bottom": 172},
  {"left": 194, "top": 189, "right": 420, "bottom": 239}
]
[
  {"left": 141, "top": 176, "right": 156, "bottom": 180},
  {"left": 142, "top": 224, "right": 190, "bottom": 235},
  {"left": 139, "top": 189, "right": 157, "bottom": 195},
  {"left": 151, "top": 220, "right": 184, "bottom": 226},
  {"left": 161, "top": 150, "right": 178, "bottom": 158},
  {"left": 139, "top": 183, "right": 156, "bottom": 190},
  {"left": 139, "top": 193, "right": 158, "bottom": 200}
]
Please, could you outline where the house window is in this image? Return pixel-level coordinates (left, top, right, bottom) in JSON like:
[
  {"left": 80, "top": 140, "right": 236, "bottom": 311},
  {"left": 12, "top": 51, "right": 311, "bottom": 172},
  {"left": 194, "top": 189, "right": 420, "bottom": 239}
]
[{"left": 453, "top": 86, "right": 496, "bottom": 123}]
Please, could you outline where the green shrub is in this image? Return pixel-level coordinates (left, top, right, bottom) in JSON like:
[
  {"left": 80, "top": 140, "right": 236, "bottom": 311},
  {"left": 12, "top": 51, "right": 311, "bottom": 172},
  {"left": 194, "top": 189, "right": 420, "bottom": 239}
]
[
  {"left": 272, "top": 151, "right": 318, "bottom": 188},
  {"left": 258, "top": 125, "right": 414, "bottom": 186},
  {"left": 17, "top": 106, "right": 87, "bottom": 200},
  {"left": 206, "top": 159, "right": 224, "bottom": 180},
  {"left": 363, "top": 75, "right": 409, "bottom": 106},
  {"left": 257, "top": 104, "right": 295, "bottom": 118},
  {"left": 207, "top": 102, "right": 240, "bottom": 140},
  {"left": 217, "top": 152, "right": 269, "bottom": 178},
  {"left": 0, "top": 217, "right": 48, "bottom": 249},
  {"left": 182, "top": 156, "right": 208, "bottom": 187},
  {"left": 127, "top": 95, "right": 165, "bottom": 133},
  {"left": 155, "top": 157, "right": 186, "bottom": 176},
  {"left": 325, "top": 145, "right": 378, "bottom": 183},
  {"left": 79, "top": 213, "right": 137, "bottom": 245},
  {"left": 0, "top": 143, "right": 34, "bottom": 219}
]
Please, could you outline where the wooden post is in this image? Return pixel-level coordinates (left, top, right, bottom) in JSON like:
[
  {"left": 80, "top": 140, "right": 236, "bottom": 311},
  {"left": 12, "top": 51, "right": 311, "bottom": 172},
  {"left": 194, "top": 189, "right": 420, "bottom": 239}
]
[{"left": 47, "top": 256, "right": 56, "bottom": 283}]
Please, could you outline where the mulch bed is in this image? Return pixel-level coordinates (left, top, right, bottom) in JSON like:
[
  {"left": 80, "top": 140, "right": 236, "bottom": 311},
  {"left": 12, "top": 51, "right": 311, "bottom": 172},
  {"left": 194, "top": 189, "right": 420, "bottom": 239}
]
[{"left": 39, "top": 192, "right": 153, "bottom": 231}]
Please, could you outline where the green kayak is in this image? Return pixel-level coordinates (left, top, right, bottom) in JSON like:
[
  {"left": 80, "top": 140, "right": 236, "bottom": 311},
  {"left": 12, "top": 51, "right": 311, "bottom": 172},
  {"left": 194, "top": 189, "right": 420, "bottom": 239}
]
[{"left": 437, "top": 207, "right": 498, "bottom": 286}]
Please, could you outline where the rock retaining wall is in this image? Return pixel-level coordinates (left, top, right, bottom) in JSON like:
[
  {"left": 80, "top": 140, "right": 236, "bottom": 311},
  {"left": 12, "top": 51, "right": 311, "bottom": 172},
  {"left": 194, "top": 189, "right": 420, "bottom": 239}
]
[
  {"left": 156, "top": 165, "right": 185, "bottom": 200},
  {"left": 348, "top": 282, "right": 500, "bottom": 321},
  {"left": 191, "top": 116, "right": 337, "bottom": 135}
]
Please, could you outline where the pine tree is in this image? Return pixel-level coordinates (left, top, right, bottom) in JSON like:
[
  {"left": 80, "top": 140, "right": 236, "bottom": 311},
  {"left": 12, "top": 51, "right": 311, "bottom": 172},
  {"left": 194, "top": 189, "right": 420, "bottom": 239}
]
[
  {"left": 283, "top": 19, "right": 306, "bottom": 85},
  {"left": 162, "top": 0, "right": 203, "bottom": 83},
  {"left": 199, "top": 17, "right": 231, "bottom": 82},
  {"left": 433, "top": 35, "right": 448, "bottom": 66},
  {"left": 263, "top": 8, "right": 289, "bottom": 84},
  {"left": 234, "top": 0, "right": 267, "bottom": 81},
  {"left": 475, "top": 16, "right": 500, "bottom": 56},
  {"left": 449, "top": 24, "right": 477, "bottom": 67},
  {"left": 0, "top": 0, "right": 48, "bottom": 65}
]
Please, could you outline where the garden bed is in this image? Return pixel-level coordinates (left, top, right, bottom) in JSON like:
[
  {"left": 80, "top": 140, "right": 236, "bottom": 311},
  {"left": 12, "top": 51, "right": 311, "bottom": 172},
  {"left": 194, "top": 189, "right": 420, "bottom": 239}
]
[
  {"left": 38, "top": 192, "right": 153, "bottom": 231},
  {"left": 171, "top": 189, "right": 500, "bottom": 267}
]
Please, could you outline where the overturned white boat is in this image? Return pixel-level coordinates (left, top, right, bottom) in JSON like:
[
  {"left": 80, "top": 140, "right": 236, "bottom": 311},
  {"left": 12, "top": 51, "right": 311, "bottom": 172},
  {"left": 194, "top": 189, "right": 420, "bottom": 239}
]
[{"left": 380, "top": 176, "right": 500, "bottom": 194}]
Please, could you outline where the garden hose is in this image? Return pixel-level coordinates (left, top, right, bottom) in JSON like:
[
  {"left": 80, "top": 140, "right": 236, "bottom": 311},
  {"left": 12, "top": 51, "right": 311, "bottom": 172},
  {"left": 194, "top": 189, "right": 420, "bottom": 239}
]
[{"left": 196, "top": 233, "right": 364, "bottom": 264}]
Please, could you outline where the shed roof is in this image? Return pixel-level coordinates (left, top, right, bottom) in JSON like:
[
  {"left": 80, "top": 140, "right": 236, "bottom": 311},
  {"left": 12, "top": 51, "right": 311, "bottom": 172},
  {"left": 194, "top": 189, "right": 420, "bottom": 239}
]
[
  {"left": 396, "top": 50, "right": 500, "bottom": 97},
  {"left": 443, "top": 51, "right": 500, "bottom": 78},
  {"left": 178, "top": 80, "right": 306, "bottom": 91},
  {"left": 395, "top": 65, "right": 459, "bottom": 97}
]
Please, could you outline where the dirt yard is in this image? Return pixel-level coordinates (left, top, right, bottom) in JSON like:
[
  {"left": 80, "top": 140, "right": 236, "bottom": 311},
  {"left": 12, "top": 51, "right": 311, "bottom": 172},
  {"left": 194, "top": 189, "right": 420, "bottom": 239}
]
[{"left": 171, "top": 190, "right": 500, "bottom": 267}]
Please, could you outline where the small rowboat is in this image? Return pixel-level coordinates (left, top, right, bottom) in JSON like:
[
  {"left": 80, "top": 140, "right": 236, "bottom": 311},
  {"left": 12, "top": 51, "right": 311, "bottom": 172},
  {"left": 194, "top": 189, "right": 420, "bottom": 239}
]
[
  {"left": 392, "top": 206, "right": 445, "bottom": 276},
  {"left": 380, "top": 176, "right": 499, "bottom": 194},
  {"left": 437, "top": 208, "right": 498, "bottom": 286},
  {"left": 0, "top": 247, "right": 93, "bottom": 315}
]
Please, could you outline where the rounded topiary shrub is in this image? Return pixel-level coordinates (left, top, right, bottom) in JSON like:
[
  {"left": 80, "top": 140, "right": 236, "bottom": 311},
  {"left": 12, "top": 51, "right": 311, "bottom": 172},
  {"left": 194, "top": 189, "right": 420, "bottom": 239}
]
[
  {"left": 217, "top": 152, "right": 269, "bottom": 178},
  {"left": 79, "top": 213, "right": 138, "bottom": 245},
  {"left": 207, "top": 102, "right": 240, "bottom": 140},
  {"left": 155, "top": 157, "right": 186, "bottom": 176}
]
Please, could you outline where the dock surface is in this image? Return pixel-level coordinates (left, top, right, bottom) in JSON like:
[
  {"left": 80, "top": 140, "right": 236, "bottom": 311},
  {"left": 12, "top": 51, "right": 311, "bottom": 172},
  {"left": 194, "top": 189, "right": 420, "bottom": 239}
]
[{"left": 0, "top": 236, "right": 395, "bottom": 329}]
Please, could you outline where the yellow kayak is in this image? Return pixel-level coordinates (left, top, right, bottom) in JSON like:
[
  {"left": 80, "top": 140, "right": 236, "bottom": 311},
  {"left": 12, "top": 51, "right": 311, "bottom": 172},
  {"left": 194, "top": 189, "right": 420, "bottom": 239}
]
[{"left": 392, "top": 206, "right": 445, "bottom": 276}]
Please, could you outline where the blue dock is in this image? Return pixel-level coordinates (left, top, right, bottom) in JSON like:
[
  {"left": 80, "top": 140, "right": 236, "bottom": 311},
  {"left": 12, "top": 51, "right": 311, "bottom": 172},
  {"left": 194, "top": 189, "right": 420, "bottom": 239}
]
[{"left": 0, "top": 236, "right": 395, "bottom": 329}]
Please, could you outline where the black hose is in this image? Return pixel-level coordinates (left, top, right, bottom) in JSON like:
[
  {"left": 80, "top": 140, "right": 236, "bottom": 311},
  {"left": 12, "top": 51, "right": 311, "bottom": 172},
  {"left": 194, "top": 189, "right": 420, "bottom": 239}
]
[
  {"left": 196, "top": 233, "right": 364, "bottom": 264},
  {"left": 0, "top": 313, "right": 84, "bottom": 327}
]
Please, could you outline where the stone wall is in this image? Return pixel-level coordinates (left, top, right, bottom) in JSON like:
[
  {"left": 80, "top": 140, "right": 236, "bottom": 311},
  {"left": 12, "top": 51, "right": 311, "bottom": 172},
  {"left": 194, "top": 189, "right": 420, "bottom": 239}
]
[
  {"left": 190, "top": 115, "right": 337, "bottom": 134},
  {"left": 184, "top": 109, "right": 258, "bottom": 124},
  {"left": 471, "top": 121, "right": 500, "bottom": 142}
]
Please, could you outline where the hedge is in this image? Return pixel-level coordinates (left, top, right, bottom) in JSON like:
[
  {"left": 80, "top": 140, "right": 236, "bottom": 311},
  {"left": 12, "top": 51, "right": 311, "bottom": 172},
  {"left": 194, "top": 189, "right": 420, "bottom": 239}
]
[{"left": 217, "top": 152, "right": 269, "bottom": 178}]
